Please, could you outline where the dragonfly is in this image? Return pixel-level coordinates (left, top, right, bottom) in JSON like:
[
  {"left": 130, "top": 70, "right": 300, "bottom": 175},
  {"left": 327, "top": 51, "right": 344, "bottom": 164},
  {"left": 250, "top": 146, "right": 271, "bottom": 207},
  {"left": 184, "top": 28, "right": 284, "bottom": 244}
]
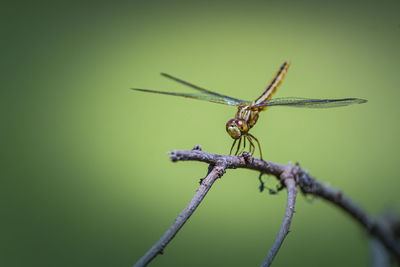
[{"left": 132, "top": 61, "right": 367, "bottom": 159}]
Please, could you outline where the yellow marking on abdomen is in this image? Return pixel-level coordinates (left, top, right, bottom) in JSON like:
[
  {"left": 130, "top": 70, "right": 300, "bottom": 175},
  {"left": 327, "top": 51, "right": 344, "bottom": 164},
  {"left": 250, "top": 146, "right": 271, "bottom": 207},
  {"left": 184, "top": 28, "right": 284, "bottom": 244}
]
[{"left": 255, "top": 61, "right": 291, "bottom": 106}]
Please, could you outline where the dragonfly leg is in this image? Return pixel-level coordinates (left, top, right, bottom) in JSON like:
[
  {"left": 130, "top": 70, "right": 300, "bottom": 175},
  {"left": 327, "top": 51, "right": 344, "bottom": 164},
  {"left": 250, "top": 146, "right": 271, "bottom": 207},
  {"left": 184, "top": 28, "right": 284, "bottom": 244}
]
[
  {"left": 251, "top": 138, "right": 256, "bottom": 155},
  {"left": 248, "top": 133, "right": 263, "bottom": 160},
  {"left": 238, "top": 136, "right": 247, "bottom": 155},
  {"left": 235, "top": 136, "right": 242, "bottom": 155},
  {"left": 247, "top": 135, "right": 255, "bottom": 156},
  {"left": 229, "top": 139, "right": 238, "bottom": 155}
]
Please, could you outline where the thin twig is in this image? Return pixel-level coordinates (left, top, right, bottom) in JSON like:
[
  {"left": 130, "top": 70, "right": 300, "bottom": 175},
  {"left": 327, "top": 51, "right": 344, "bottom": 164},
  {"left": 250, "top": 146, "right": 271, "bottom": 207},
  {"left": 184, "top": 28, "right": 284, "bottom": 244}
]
[
  {"left": 370, "top": 237, "right": 391, "bottom": 267},
  {"left": 370, "top": 211, "right": 400, "bottom": 267},
  {"left": 133, "top": 148, "right": 400, "bottom": 266},
  {"left": 133, "top": 161, "right": 226, "bottom": 267},
  {"left": 261, "top": 167, "right": 298, "bottom": 267},
  {"left": 167, "top": 148, "right": 400, "bottom": 263},
  {"left": 297, "top": 175, "right": 400, "bottom": 263}
]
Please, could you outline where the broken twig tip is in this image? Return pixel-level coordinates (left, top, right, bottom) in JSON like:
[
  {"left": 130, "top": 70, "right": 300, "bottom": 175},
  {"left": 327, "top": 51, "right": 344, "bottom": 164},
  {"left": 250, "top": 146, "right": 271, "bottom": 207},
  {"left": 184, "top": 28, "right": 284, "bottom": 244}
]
[
  {"left": 192, "top": 145, "right": 202, "bottom": 151},
  {"left": 242, "top": 151, "right": 253, "bottom": 163},
  {"left": 168, "top": 151, "right": 180, "bottom": 162}
]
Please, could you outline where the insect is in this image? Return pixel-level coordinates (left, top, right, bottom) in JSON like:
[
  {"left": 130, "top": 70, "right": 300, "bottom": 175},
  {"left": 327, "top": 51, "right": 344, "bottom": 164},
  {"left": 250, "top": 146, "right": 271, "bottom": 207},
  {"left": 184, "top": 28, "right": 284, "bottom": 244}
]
[{"left": 132, "top": 62, "right": 367, "bottom": 159}]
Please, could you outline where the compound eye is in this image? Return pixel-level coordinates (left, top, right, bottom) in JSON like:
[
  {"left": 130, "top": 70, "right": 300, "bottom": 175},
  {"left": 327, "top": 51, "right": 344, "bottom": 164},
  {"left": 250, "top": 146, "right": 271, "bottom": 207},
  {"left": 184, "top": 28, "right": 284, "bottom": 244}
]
[
  {"left": 226, "top": 119, "right": 241, "bottom": 139},
  {"left": 236, "top": 120, "right": 244, "bottom": 130},
  {"left": 235, "top": 119, "right": 248, "bottom": 132},
  {"left": 227, "top": 126, "right": 241, "bottom": 139}
]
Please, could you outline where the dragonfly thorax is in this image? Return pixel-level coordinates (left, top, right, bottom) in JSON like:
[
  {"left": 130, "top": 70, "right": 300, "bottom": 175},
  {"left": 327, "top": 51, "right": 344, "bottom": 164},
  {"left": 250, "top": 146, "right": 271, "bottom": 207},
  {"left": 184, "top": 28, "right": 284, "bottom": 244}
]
[{"left": 226, "top": 119, "right": 248, "bottom": 139}]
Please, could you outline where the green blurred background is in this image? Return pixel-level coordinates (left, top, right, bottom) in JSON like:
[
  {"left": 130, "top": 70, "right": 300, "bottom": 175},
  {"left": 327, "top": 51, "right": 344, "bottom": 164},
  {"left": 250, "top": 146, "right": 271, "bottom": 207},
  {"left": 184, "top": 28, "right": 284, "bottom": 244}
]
[{"left": 2, "top": 0, "right": 400, "bottom": 266}]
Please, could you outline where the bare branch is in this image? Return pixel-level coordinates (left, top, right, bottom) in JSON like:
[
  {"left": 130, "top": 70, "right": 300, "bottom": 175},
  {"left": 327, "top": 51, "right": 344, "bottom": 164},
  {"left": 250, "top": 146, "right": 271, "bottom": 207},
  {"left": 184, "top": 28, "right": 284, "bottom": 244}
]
[
  {"left": 133, "top": 148, "right": 400, "bottom": 266},
  {"left": 168, "top": 148, "right": 400, "bottom": 263},
  {"left": 133, "top": 161, "right": 226, "bottom": 267},
  {"left": 261, "top": 167, "right": 298, "bottom": 267},
  {"left": 370, "top": 211, "right": 400, "bottom": 266},
  {"left": 298, "top": 175, "right": 400, "bottom": 263},
  {"left": 370, "top": 237, "right": 391, "bottom": 267}
]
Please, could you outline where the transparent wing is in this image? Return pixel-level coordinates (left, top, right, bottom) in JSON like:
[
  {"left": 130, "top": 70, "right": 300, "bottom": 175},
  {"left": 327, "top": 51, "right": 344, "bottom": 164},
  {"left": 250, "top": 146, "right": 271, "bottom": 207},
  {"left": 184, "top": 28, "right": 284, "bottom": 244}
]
[
  {"left": 253, "top": 97, "right": 367, "bottom": 108},
  {"left": 161, "top": 73, "right": 246, "bottom": 105},
  {"left": 132, "top": 88, "right": 251, "bottom": 106}
]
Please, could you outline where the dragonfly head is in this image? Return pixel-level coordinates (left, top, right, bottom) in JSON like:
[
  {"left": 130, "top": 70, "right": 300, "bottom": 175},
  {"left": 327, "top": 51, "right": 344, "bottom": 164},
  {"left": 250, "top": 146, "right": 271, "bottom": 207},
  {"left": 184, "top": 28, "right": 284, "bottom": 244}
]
[{"left": 226, "top": 119, "right": 248, "bottom": 139}]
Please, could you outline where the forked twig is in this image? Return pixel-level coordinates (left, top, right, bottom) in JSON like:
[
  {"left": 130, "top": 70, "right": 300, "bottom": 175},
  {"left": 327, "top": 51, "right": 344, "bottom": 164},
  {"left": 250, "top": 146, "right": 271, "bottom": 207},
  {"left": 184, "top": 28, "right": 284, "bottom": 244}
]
[
  {"left": 133, "top": 161, "right": 226, "bottom": 267},
  {"left": 133, "top": 147, "right": 400, "bottom": 266},
  {"left": 261, "top": 167, "right": 298, "bottom": 266}
]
